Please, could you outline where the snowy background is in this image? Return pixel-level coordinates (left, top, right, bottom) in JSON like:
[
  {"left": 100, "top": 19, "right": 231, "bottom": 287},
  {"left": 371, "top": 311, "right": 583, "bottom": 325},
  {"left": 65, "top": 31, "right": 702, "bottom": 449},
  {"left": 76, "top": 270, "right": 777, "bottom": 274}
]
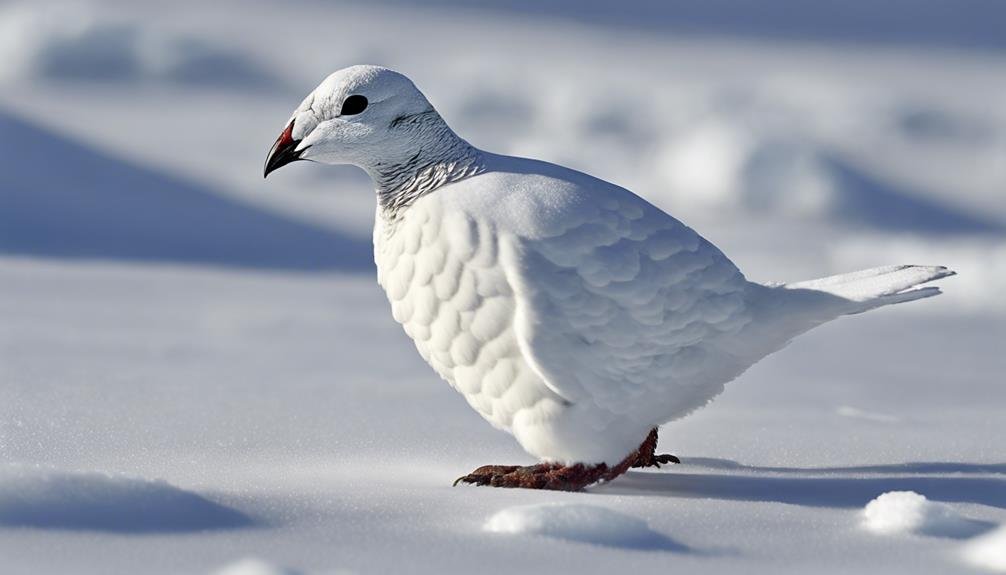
[{"left": 1, "top": 1, "right": 1004, "bottom": 573}]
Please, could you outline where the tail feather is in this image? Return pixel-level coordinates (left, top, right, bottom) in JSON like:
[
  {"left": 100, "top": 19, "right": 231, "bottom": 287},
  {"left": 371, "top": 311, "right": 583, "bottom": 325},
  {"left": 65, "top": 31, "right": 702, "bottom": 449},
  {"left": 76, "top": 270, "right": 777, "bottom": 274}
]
[
  {"left": 785, "top": 265, "right": 955, "bottom": 313},
  {"left": 735, "top": 265, "right": 955, "bottom": 363}
]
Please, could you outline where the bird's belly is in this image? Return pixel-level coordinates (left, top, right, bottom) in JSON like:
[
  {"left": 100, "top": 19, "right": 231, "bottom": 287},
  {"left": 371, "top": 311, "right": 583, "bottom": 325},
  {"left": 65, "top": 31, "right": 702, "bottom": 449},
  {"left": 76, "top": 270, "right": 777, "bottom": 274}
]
[{"left": 374, "top": 209, "right": 563, "bottom": 432}]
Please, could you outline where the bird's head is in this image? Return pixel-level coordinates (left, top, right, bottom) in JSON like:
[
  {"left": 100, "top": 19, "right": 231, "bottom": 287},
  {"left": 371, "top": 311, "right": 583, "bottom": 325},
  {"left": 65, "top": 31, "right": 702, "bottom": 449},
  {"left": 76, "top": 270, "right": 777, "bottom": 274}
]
[{"left": 264, "top": 65, "right": 436, "bottom": 178}]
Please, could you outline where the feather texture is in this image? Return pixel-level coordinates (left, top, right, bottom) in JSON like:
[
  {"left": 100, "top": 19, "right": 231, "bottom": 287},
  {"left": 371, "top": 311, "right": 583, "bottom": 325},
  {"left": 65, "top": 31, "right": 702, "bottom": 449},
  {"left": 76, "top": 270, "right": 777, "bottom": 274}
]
[{"left": 279, "top": 66, "right": 954, "bottom": 465}]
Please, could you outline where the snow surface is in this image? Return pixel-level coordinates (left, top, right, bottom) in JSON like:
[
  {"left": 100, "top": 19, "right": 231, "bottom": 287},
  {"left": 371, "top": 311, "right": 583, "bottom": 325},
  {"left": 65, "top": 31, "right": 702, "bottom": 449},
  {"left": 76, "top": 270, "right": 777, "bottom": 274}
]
[
  {"left": 1, "top": 257, "right": 1002, "bottom": 574},
  {"left": 484, "top": 503, "right": 686, "bottom": 551},
  {"left": 963, "top": 526, "right": 1006, "bottom": 572},
  {"left": 861, "top": 491, "right": 992, "bottom": 538},
  {"left": 213, "top": 558, "right": 304, "bottom": 575},
  {"left": 0, "top": 0, "right": 1004, "bottom": 573},
  {"left": 0, "top": 466, "right": 251, "bottom": 532}
]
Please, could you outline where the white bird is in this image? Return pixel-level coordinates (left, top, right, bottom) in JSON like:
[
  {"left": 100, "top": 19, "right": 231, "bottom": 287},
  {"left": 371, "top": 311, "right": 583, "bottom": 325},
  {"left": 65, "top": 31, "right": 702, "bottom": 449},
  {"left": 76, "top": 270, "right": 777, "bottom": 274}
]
[{"left": 264, "top": 65, "right": 954, "bottom": 491}]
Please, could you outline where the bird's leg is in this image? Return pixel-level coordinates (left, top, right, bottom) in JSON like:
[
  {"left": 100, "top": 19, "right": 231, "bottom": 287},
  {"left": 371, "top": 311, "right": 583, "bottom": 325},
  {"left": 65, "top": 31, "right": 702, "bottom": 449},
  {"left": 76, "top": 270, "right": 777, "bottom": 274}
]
[
  {"left": 629, "top": 427, "right": 680, "bottom": 468},
  {"left": 453, "top": 430, "right": 681, "bottom": 491}
]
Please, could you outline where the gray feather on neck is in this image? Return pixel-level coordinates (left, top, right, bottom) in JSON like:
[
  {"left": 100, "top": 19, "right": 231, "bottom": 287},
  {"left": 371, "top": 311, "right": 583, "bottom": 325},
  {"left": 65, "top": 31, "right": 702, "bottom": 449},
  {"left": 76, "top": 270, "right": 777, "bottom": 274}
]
[{"left": 369, "top": 110, "right": 486, "bottom": 221}]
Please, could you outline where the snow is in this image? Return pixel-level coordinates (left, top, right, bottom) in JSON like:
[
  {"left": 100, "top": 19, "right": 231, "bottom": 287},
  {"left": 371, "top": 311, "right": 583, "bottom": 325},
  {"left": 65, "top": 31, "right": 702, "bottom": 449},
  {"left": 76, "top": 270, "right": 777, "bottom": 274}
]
[
  {"left": 835, "top": 406, "right": 900, "bottom": 424},
  {"left": 0, "top": 466, "right": 251, "bottom": 532},
  {"left": 0, "top": 4, "right": 279, "bottom": 89},
  {"left": 1, "top": 257, "right": 1002, "bottom": 574},
  {"left": 0, "top": 0, "right": 1004, "bottom": 573},
  {"left": 861, "top": 491, "right": 991, "bottom": 538},
  {"left": 213, "top": 558, "right": 303, "bottom": 575},
  {"left": 484, "top": 503, "right": 687, "bottom": 551},
  {"left": 963, "top": 526, "right": 1006, "bottom": 572},
  {"left": 0, "top": 109, "right": 370, "bottom": 271}
]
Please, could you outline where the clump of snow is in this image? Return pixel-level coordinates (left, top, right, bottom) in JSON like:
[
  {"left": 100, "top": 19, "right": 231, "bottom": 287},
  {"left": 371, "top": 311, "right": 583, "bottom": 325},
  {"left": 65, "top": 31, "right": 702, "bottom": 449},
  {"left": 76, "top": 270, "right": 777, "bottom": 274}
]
[
  {"left": 963, "top": 526, "right": 1006, "bottom": 572},
  {"left": 484, "top": 503, "right": 686, "bottom": 551},
  {"left": 656, "top": 116, "right": 1004, "bottom": 236},
  {"left": 862, "top": 491, "right": 983, "bottom": 538},
  {"left": 212, "top": 558, "right": 301, "bottom": 575},
  {"left": 0, "top": 465, "right": 252, "bottom": 532},
  {"left": 0, "top": 3, "right": 278, "bottom": 88}
]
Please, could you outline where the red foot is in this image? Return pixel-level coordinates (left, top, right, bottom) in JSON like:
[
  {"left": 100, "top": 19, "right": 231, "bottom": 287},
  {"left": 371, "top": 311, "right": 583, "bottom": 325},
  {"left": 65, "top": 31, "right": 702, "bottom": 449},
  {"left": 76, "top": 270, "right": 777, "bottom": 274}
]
[
  {"left": 630, "top": 428, "right": 681, "bottom": 468},
  {"left": 454, "top": 427, "right": 679, "bottom": 491}
]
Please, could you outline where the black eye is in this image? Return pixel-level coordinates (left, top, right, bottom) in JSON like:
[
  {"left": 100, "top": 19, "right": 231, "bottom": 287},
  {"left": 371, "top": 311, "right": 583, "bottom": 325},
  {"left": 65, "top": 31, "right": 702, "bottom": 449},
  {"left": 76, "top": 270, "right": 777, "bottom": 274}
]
[{"left": 340, "top": 95, "right": 368, "bottom": 116}]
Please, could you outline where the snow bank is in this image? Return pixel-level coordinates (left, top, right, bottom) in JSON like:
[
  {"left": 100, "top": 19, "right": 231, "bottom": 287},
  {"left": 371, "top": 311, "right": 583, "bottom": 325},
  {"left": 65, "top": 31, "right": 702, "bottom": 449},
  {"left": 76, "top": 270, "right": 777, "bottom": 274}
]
[
  {"left": 963, "top": 526, "right": 1006, "bottom": 572},
  {"left": 484, "top": 503, "right": 686, "bottom": 551},
  {"left": 212, "top": 558, "right": 302, "bottom": 575},
  {"left": 656, "top": 120, "right": 1003, "bottom": 235},
  {"left": 861, "top": 491, "right": 985, "bottom": 538},
  {"left": 0, "top": 3, "right": 278, "bottom": 89},
  {"left": 0, "top": 466, "right": 252, "bottom": 532}
]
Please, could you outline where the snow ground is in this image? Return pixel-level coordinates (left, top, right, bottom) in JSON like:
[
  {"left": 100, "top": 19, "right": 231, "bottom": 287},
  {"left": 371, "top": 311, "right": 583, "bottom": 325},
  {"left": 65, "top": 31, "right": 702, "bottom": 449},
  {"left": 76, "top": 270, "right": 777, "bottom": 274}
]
[
  {"left": 1, "top": 258, "right": 1002, "bottom": 574},
  {"left": 0, "top": 0, "right": 1004, "bottom": 573}
]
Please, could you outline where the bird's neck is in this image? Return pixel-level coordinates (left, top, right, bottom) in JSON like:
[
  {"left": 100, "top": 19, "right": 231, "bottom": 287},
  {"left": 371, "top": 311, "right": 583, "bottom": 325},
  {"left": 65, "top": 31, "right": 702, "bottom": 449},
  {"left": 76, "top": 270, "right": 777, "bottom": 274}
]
[{"left": 366, "top": 112, "right": 486, "bottom": 220}]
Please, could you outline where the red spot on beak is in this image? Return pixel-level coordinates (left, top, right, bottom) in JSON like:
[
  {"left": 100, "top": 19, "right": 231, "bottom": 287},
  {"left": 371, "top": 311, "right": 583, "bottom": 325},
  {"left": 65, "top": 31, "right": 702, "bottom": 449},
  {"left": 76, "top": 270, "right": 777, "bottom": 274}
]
[
  {"left": 264, "top": 120, "right": 304, "bottom": 178},
  {"left": 276, "top": 122, "right": 295, "bottom": 148}
]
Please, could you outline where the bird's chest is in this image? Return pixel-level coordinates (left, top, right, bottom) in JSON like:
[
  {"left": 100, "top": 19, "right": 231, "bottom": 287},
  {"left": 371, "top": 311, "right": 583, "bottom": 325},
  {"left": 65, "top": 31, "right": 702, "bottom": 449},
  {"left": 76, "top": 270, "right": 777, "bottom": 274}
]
[{"left": 373, "top": 203, "right": 545, "bottom": 431}]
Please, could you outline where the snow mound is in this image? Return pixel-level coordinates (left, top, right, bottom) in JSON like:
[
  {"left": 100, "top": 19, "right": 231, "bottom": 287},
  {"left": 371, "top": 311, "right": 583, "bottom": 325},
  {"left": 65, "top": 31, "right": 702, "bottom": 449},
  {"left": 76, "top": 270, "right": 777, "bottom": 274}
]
[
  {"left": 0, "top": 3, "right": 279, "bottom": 89},
  {"left": 963, "top": 526, "right": 1006, "bottom": 572},
  {"left": 657, "top": 120, "right": 1003, "bottom": 235},
  {"left": 862, "top": 491, "right": 986, "bottom": 538},
  {"left": 484, "top": 503, "right": 687, "bottom": 551},
  {"left": 0, "top": 466, "right": 252, "bottom": 532},
  {"left": 212, "top": 558, "right": 301, "bottom": 575}
]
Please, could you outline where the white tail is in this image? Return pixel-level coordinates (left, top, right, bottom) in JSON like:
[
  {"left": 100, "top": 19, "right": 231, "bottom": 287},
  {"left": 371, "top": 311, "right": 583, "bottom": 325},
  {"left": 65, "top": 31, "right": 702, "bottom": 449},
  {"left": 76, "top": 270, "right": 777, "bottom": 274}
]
[
  {"left": 785, "top": 265, "right": 956, "bottom": 314},
  {"left": 726, "top": 264, "right": 955, "bottom": 366}
]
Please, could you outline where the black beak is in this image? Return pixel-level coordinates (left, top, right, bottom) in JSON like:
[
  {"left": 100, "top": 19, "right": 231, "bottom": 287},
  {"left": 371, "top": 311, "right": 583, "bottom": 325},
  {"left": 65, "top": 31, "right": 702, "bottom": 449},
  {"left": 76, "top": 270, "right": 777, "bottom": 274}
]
[{"left": 264, "top": 121, "right": 305, "bottom": 178}]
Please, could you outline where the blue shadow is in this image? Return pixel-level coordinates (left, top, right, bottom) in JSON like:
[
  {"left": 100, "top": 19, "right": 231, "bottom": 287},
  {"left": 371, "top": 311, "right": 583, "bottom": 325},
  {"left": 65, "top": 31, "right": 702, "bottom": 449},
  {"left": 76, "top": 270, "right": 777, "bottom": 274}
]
[
  {"left": 598, "top": 457, "right": 1006, "bottom": 511},
  {"left": 0, "top": 471, "right": 256, "bottom": 534},
  {"left": 0, "top": 110, "right": 371, "bottom": 272}
]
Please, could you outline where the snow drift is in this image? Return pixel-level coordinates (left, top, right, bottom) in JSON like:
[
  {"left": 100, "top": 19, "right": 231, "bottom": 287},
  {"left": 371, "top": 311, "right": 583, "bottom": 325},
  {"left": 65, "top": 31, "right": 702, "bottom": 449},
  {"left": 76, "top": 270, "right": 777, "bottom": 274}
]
[
  {"left": 0, "top": 3, "right": 280, "bottom": 89},
  {"left": 0, "top": 109, "right": 371, "bottom": 271},
  {"left": 484, "top": 503, "right": 688, "bottom": 551},
  {"left": 657, "top": 121, "right": 1004, "bottom": 235},
  {"left": 0, "top": 466, "right": 252, "bottom": 532}
]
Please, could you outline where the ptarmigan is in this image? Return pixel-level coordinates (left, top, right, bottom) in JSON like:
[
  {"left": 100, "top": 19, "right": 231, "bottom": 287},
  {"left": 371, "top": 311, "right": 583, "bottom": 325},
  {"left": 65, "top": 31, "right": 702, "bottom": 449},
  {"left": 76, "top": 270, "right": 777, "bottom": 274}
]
[{"left": 264, "top": 65, "right": 954, "bottom": 491}]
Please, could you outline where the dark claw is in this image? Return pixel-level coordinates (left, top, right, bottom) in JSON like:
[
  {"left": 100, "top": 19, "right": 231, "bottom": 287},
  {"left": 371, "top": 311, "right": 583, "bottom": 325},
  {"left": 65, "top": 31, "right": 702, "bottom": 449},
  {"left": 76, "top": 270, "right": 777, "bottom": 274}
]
[{"left": 454, "top": 465, "right": 520, "bottom": 487}]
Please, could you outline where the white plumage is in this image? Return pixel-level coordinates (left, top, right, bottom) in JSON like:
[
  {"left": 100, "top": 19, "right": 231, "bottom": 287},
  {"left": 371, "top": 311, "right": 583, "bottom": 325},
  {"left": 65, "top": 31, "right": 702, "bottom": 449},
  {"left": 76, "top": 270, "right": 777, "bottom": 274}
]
[{"left": 266, "top": 65, "right": 954, "bottom": 474}]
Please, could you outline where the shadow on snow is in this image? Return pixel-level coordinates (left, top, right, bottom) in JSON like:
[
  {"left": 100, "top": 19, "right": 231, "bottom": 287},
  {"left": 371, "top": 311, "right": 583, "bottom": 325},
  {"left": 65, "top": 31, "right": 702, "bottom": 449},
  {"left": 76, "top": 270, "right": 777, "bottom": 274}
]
[
  {"left": 0, "top": 469, "right": 257, "bottom": 534},
  {"left": 0, "top": 109, "right": 371, "bottom": 272},
  {"left": 597, "top": 457, "right": 1006, "bottom": 510}
]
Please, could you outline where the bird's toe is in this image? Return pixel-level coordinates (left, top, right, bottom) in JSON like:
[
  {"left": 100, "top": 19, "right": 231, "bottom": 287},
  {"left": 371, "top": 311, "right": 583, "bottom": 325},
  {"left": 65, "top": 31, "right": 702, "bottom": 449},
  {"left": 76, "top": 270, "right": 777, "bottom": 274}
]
[{"left": 453, "top": 465, "right": 521, "bottom": 487}]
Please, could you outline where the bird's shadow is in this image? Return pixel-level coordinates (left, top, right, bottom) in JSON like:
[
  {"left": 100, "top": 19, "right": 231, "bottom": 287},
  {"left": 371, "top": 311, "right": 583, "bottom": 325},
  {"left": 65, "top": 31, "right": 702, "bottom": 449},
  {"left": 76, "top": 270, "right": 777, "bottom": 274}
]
[{"left": 595, "top": 457, "right": 1006, "bottom": 512}]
